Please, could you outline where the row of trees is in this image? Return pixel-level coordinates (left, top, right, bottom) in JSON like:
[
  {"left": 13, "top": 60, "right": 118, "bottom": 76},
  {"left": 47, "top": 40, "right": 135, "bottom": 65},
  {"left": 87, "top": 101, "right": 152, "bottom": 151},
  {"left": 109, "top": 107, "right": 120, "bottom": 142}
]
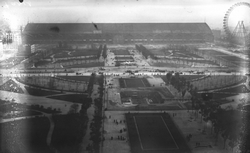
[
  {"left": 191, "top": 89, "right": 245, "bottom": 151},
  {"left": 88, "top": 74, "right": 105, "bottom": 153},
  {"left": 166, "top": 72, "right": 197, "bottom": 98},
  {"left": 135, "top": 44, "right": 157, "bottom": 59},
  {"left": 51, "top": 90, "right": 92, "bottom": 152},
  {"left": 102, "top": 45, "right": 107, "bottom": 59},
  {"left": 166, "top": 72, "right": 246, "bottom": 151},
  {"left": 51, "top": 113, "right": 89, "bottom": 153},
  {"left": 87, "top": 73, "right": 96, "bottom": 96},
  {"left": 196, "top": 100, "right": 244, "bottom": 151},
  {"left": 240, "top": 109, "right": 250, "bottom": 153},
  {"left": 97, "top": 45, "right": 103, "bottom": 58}
]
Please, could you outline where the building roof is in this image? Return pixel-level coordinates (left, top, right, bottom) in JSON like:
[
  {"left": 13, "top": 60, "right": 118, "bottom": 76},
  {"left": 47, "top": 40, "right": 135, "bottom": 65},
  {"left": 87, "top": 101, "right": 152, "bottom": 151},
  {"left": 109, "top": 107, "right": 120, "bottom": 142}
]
[{"left": 23, "top": 23, "right": 213, "bottom": 34}]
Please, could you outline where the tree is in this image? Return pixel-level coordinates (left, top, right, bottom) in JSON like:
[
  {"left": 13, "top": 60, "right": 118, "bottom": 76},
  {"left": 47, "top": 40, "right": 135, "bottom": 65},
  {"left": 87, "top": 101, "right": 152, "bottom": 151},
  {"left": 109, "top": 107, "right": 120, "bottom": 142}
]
[
  {"left": 174, "top": 72, "right": 181, "bottom": 91},
  {"left": 87, "top": 73, "right": 96, "bottom": 96},
  {"left": 219, "top": 110, "right": 241, "bottom": 149},
  {"left": 186, "top": 81, "right": 191, "bottom": 90},
  {"left": 166, "top": 72, "right": 172, "bottom": 85},
  {"left": 207, "top": 107, "right": 242, "bottom": 148}
]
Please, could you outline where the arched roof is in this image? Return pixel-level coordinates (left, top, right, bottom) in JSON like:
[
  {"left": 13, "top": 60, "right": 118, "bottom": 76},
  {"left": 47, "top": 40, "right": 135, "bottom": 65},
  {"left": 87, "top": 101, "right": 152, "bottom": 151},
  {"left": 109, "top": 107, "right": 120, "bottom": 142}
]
[{"left": 23, "top": 22, "right": 213, "bottom": 34}]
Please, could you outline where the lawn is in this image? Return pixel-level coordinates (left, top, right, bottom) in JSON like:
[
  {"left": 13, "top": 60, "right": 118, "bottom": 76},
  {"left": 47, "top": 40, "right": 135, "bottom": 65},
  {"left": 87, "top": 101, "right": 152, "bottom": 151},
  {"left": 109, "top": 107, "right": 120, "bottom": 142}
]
[
  {"left": 199, "top": 49, "right": 249, "bottom": 67},
  {"left": 125, "top": 113, "right": 191, "bottom": 153},
  {"left": 64, "top": 62, "right": 104, "bottom": 68},
  {"left": 150, "top": 62, "right": 189, "bottom": 68},
  {"left": 54, "top": 50, "right": 99, "bottom": 58},
  {"left": 0, "top": 117, "right": 53, "bottom": 153},
  {"left": 196, "top": 92, "right": 238, "bottom": 101},
  {"left": 112, "top": 50, "right": 130, "bottom": 55},
  {"left": 25, "top": 86, "right": 61, "bottom": 96},
  {"left": 0, "top": 79, "right": 24, "bottom": 94},
  {"left": 216, "top": 85, "right": 250, "bottom": 93},
  {"left": 149, "top": 48, "right": 203, "bottom": 58},
  {"left": 181, "top": 75, "right": 206, "bottom": 81},
  {"left": 115, "top": 56, "right": 134, "bottom": 61},
  {"left": 120, "top": 90, "right": 164, "bottom": 104},
  {"left": 154, "top": 88, "right": 174, "bottom": 99},
  {"left": 57, "top": 76, "right": 90, "bottom": 82},
  {"left": 160, "top": 75, "right": 206, "bottom": 83},
  {"left": 119, "top": 78, "right": 151, "bottom": 88},
  {"left": 47, "top": 94, "right": 92, "bottom": 104}
]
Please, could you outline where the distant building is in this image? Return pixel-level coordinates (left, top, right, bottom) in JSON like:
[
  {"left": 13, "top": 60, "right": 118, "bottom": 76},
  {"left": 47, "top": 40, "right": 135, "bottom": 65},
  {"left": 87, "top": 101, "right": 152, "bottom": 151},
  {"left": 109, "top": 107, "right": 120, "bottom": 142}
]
[
  {"left": 22, "top": 23, "right": 214, "bottom": 45},
  {"left": 212, "top": 30, "right": 221, "bottom": 40},
  {"left": 0, "top": 31, "right": 20, "bottom": 52}
]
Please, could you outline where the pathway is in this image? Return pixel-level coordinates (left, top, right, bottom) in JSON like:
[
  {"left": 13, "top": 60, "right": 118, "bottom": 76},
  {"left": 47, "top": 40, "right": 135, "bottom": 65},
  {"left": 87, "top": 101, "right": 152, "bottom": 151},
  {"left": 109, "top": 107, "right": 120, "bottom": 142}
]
[
  {"left": 46, "top": 114, "right": 55, "bottom": 146},
  {"left": 103, "top": 110, "right": 231, "bottom": 153},
  {"left": 12, "top": 78, "right": 29, "bottom": 94},
  {"left": 79, "top": 84, "right": 99, "bottom": 152},
  {"left": 79, "top": 104, "right": 95, "bottom": 153}
]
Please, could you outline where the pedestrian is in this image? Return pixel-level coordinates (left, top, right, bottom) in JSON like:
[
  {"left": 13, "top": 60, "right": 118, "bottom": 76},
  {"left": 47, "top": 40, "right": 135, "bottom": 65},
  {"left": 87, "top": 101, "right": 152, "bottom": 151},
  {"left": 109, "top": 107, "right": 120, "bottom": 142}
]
[
  {"left": 111, "top": 136, "right": 113, "bottom": 140},
  {"left": 120, "top": 129, "right": 123, "bottom": 133}
]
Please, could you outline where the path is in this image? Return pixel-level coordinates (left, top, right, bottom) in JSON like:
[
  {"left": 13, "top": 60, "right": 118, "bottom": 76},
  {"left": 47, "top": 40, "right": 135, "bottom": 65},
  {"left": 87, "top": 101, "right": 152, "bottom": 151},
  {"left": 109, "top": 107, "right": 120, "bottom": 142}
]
[
  {"left": 46, "top": 114, "right": 55, "bottom": 146},
  {"left": 12, "top": 78, "right": 29, "bottom": 94},
  {"left": 79, "top": 84, "right": 99, "bottom": 152}
]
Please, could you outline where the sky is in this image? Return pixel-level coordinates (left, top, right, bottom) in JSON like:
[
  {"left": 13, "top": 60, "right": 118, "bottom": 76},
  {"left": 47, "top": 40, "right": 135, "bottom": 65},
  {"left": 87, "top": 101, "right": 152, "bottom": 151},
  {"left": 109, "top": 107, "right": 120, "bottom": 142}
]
[{"left": 0, "top": 0, "right": 249, "bottom": 31}]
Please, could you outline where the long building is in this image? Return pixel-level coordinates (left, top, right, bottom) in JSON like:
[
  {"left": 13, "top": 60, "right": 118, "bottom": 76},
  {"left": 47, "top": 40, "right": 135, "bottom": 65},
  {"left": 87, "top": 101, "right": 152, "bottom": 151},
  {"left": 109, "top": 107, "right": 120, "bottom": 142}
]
[{"left": 22, "top": 23, "right": 214, "bottom": 45}]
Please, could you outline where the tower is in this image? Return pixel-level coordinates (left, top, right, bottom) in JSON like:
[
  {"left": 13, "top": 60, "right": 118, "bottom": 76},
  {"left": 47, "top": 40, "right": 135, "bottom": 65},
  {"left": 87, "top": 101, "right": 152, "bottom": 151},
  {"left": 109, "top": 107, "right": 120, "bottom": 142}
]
[{"left": 232, "top": 21, "right": 248, "bottom": 46}]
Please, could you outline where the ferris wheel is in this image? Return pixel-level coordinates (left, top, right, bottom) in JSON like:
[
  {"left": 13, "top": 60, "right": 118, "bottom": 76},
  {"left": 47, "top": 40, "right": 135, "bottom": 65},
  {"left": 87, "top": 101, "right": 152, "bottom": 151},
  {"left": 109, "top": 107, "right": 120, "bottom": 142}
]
[{"left": 223, "top": 2, "right": 250, "bottom": 46}]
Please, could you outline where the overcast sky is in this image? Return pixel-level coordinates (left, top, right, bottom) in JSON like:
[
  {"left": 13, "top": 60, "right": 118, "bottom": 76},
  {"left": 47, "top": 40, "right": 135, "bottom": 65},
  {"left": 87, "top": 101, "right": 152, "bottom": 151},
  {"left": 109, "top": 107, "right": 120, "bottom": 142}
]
[{"left": 0, "top": 0, "right": 249, "bottom": 30}]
